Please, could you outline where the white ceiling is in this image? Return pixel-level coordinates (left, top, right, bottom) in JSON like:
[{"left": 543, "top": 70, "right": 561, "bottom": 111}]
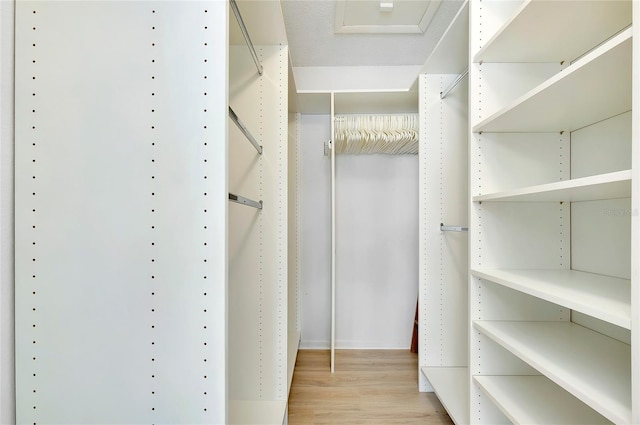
[
  {"left": 281, "top": 0, "right": 463, "bottom": 67},
  {"left": 230, "top": 0, "right": 466, "bottom": 113}
]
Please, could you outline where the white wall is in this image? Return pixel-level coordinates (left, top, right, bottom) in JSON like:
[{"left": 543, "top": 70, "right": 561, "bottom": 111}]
[
  {"left": 300, "top": 114, "right": 419, "bottom": 349},
  {"left": 0, "top": 1, "right": 15, "bottom": 423},
  {"left": 299, "top": 115, "right": 332, "bottom": 347}
]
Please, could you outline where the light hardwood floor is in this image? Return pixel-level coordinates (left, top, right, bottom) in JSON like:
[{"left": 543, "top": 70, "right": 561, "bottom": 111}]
[{"left": 287, "top": 350, "right": 454, "bottom": 425}]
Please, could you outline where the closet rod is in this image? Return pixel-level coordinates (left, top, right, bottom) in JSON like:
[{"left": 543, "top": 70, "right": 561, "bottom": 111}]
[
  {"left": 440, "top": 67, "right": 468, "bottom": 99},
  {"left": 229, "top": 107, "right": 263, "bottom": 155},
  {"left": 440, "top": 223, "right": 468, "bottom": 232},
  {"left": 229, "top": 0, "right": 263, "bottom": 75},
  {"left": 229, "top": 193, "right": 263, "bottom": 209}
]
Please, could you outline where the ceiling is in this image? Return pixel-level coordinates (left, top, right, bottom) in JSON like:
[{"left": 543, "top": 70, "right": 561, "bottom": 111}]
[
  {"left": 281, "top": 0, "right": 463, "bottom": 68},
  {"left": 230, "top": 0, "right": 466, "bottom": 112}
]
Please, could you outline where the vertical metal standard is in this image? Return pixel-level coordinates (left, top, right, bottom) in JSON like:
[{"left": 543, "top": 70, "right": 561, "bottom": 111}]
[
  {"left": 330, "top": 92, "right": 336, "bottom": 373},
  {"left": 229, "top": 0, "right": 263, "bottom": 75}
]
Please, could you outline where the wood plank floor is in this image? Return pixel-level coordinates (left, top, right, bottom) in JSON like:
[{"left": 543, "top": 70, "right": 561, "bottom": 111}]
[{"left": 287, "top": 350, "right": 454, "bottom": 425}]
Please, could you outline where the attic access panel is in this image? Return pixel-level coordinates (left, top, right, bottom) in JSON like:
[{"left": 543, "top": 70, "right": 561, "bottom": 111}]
[{"left": 335, "top": 0, "right": 442, "bottom": 34}]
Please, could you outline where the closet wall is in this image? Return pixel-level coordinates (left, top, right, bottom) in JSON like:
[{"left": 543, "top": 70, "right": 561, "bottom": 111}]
[{"left": 299, "top": 113, "right": 418, "bottom": 349}]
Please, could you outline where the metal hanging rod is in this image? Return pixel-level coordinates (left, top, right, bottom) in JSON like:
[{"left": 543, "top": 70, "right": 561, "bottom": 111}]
[
  {"left": 440, "top": 67, "right": 469, "bottom": 99},
  {"left": 229, "top": 0, "right": 263, "bottom": 75},
  {"left": 229, "top": 193, "right": 263, "bottom": 209},
  {"left": 440, "top": 223, "right": 468, "bottom": 232},
  {"left": 229, "top": 107, "right": 263, "bottom": 155}
]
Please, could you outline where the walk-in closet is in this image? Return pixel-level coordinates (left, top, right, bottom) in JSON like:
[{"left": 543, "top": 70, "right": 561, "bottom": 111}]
[{"left": 1, "top": 0, "right": 639, "bottom": 424}]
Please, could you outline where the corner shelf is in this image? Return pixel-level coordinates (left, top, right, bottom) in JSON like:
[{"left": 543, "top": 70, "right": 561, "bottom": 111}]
[
  {"left": 421, "top": 367, "right": 469, "bottom": 425},
  {"left": 474, "top": 321, "right": 631, "bottom": 424},
  {"left": 471, "top": 269, "right": 630, "bottom": 329},
  {"left": 474, "top": 0, "right": 631, "bottom": 63},
  {"left": 472, "top": 170, "right": 631, "bottom": 203},
  {"left": 474, "top": 375, "right": 612, "bottom": 424},
  {"left": 473, "top": 28, "right": 632, "bottom": 133}
]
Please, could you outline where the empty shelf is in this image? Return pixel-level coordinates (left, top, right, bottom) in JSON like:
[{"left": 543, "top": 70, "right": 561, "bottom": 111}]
[
  {"left": 474, "top": 321, "right": 631, "bottom": 424},
  {"left": 471, "top": 269, "right": 630, "bottom": 329},
  {"left": 472, "top": 170, "right": 631, "bottom": 202},
  {"left": 421, "top": 367, "right": 469, "bottom": 425},
  {"left": 474, "top": 0, "right": 631, "bottom": 63},
  {"left": 229, "top": 400, "right": 287, "bottom": 425},
  {"left": 474, "top": 375, "right": 612, "bottom": 424},
  {"left": 473, "top": 28, "right": 631, "bottom": 133}
]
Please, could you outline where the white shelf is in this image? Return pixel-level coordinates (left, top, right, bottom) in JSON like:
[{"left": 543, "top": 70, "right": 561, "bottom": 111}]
[
  {"left": 421, "top": 367, "right": 469, "bottom": 425},
  {"left": 472, "top": 170, "right": 631, "bottom": 202},
  {"left": 473, "top": 28, "right": 632, "bottom": 133},
  {"left": 474, "top": 321, "right": 631, "bottom": 424},
  {"left": 474, "top": 0, "right": 631, "bottom": 63},
  {"left": 474, "top": 375, "right": 612, "bottom": 424},
  {"left": 471, "top": 269, "right": 630, "bottom": 329},
  {"left": 229, "top": 400, "right": 287, "bottom": 425}
]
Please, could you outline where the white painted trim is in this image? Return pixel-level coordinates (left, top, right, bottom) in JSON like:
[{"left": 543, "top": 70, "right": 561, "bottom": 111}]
[
  {"left": 330, "top": 92, "right": 336, "bottom": 373},
  {"left": 293, "top": 65, "right": 421, "bottom": 93}
]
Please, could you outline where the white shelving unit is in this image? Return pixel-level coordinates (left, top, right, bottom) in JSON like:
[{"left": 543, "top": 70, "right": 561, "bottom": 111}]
[
  {"left": 466, "top": 1, "right": 637, "bottom": 424},
  {"left": 228, "top": 2, "right": 297, "bottom": 423},
  {"left": 474, "top": 321, "right": 631, "bottom": 424},
  {"left": 474, "top": 375, "right": 613, "bottom": 425},
  {"left": 418, "top": 2, "right": 469, "bottom": 424},
  {"left": 13, "top": 2, "right": 297, "bottom": 424}
]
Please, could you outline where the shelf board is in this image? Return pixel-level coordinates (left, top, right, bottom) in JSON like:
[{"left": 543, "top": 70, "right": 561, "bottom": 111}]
[
  {"left": 421, "top": 367, "right": 469, "bottom": 425},
  {"left": 229, "top": 400, "right": 287, "bottom": 425},
  {"left": 474, "top": 375, "right": 612, "bottom": 424},
  {"left": 473, "top": 28, "right": 632, "bottom": 133},
  {"left": 472, "top": 170, "right": 631, "bottom": 202},
  {"left": 474, "top": 321, "right": 631, "bottom": 424},
  {"left": 474, "top": 0, "right": 631, "bottom": 63},
  {"left": 471, "top": 269, "right": 630, "bottom": 329}
]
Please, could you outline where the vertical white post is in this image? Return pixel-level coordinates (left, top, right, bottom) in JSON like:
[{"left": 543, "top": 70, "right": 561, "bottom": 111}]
[
  {"left": 330, "top": 92, "right": 336, "bottom": 373},
  {"left": 631, "top": 2, "right": 639, "bottom": 423}
]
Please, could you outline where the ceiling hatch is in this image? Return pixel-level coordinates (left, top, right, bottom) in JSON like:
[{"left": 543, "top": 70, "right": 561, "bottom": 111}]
[{"left": 335, "top": 0, "right": 442, "bottom": 34}]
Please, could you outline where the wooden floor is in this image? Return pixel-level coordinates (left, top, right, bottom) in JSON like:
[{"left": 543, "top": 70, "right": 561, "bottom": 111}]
[{"left": 287, "top": 350, "right": 454, "bottom": 425}]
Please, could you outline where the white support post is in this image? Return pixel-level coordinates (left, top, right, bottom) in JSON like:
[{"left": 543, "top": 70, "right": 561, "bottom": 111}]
[{"left": 330, "top": 92, "right": 336, "bottom": 373}]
